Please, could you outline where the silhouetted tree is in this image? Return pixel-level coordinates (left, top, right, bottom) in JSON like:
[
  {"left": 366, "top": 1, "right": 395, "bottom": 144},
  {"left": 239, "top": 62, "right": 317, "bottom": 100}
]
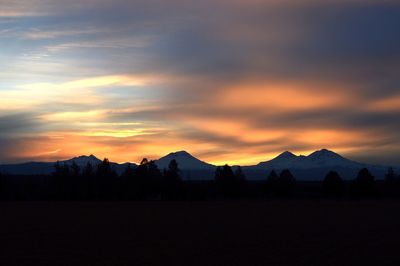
[
  {"left": 130, "top": 158, "right": 162, "bottom": 199},
  {"left": 0, "top": 171, "right": 4, "bottom": 200},
  {"left": 140, "top": 158, "right": 148, "bottom": 166},
  {"left": 266, "top": 169, "right": 296, "bottom": 196},
  {"left": 64, "top": 162, "right": 80, "bottom": 200},
  {"left": 70, "top": 161, "right": 81, "bottom": 177},
  {"left": 96, "top": 158, "right": 114, "bottom": 177},
  {"left": 95, "top": 158, "right": 117, "bottom": 199},
  {"left": 162, "top": 159, "right": 185, "bottom": 200},
  {"left": 235, "top": 166, "right": 247, "bottom": 196},
  {"left": 122, "top": 163, "right": 135, "bottom": 178},
  {"left": 264, "top": 170, "right": 278, "bottom": 195},
  {"left": 235, "top": 166, "right": 246, "bottom": 181},
  {"left": 52, "top": 162, "right": 71, "bottom": 200},
  {"left": 147, "top": 160, "right": 162, "bottom": 197},
  {"left": 350, "top": 168, "right": 377, "bottom": 197},
  {"left": 61, "top": 163, "right": 70, "bottom": 177},
  {"left": 384, "top": 167, "right": 400, "bottom": 197},
  {"left": 83, "top": 162, "right": 94, "bottom": 177},
  {"left": 129, "top": 158, "right": 149, "bottom": 199},
  {"left": 322, "top": 171, "right": 344, "bottom": 197},
  {"left": 164, "top": 159, "right": 180, "bottom": 180},
  {"left": 53, "top": 161, "right": 62, "bottom": 177},
  {"left": 148, "top": 160, "right": 162, "bottom": 180},
  {"left": 121, "top": 163, "right": 135, "bottom": 200},
  {"left": 268, "top": 170, "right": 279, "bottom": 182},
  {"left": 215, "top": 166, "right": 222, "bottom": 179},
  {"left": 215, "top": 164, "right": 240, "bottom": 198},
  {"left": 385, "top": 167, "right": 397, "bottom": 183},
  {"left": 81, "top": 162, "right": 95, "bottom": 200},
  {"left": 134, "top": 158, "right": 149, "bottom": 179}
]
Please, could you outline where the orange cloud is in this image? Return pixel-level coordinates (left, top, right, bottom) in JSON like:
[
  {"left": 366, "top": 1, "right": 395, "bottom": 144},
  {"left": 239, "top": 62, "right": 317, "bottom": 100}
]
[
  {"left": 217, "top": 81, "right": 355, "bottom": 112},
  {"left": 368, "top": 95, "right": 400, "bottom": 112}
]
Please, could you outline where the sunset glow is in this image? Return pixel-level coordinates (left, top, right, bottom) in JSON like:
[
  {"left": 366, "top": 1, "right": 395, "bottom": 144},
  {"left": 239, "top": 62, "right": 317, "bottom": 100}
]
[{"left": 0, "top": 0, "right": 399, "bottom": 165}]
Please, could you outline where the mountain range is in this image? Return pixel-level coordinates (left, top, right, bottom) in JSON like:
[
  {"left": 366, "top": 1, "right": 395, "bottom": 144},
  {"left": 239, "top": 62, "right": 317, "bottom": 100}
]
[
  {"left": 0, "top": 149, "right": 397, "bottom": 180},
  {"left": 245, "top": 149, "right": 394, "bottom": 180}
]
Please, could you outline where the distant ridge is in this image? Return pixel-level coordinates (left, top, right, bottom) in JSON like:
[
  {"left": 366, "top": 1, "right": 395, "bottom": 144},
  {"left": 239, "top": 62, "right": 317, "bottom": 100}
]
[
  {"left": 257, "top": 149, "right": 358, "bottom": 169},
  {"left": 0, "top": 149, "right": 397, "bottom": 180},
  {"left": 251, "top": 148, "right": 392, "bottom": 180}
]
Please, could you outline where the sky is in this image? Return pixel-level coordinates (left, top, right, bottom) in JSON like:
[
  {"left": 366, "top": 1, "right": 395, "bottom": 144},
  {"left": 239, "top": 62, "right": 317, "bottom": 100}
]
[{"left": 0, "top": 0, "right": 399, "bottom": 166}]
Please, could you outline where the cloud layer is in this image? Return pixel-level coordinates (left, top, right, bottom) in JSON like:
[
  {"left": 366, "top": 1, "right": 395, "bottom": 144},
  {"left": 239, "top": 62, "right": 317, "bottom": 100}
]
[{"left": 0, "top": 0, "right": 399, "bottom": 165}]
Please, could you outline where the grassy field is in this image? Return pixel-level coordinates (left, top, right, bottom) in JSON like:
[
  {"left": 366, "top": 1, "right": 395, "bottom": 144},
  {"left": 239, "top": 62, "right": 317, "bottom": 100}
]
[{"left": 1, "top": 201, "right": 399, "bottom": 265}]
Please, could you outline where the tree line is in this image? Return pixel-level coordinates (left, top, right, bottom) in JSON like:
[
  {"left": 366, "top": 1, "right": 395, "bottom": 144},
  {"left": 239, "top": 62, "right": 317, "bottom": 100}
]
[{"left": 0, "top": 158, "right": 399, "bottom": 201}]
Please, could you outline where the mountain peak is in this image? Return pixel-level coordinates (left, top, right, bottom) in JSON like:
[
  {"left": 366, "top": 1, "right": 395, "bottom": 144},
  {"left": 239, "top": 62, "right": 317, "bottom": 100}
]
[
  {"left": 168, "top": 150, "right": 192, "bottom": 157},
  {"left": 66, "top": 154, "right": 101, "bottom": 165},
  {"left": 308, "top": 149, "right": 342, "bottom": 159},
  {"left": 257, "top": 151, "right": 298, "bottom": 167},
  {"left": 276, "top": 151, "right": 297, "bottom": 159},
  {"left": 156, "top": 150, "right": 214, "bottom": 170},
  {"left": 73, "top": 154, "right": 99, "bottom": 160}
]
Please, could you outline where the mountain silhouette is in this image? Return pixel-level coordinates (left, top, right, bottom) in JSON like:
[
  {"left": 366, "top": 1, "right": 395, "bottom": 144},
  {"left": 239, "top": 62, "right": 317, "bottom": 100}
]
[
  {"left": 275, "top": 151, "right": 297, "bottom": 159},
  {"left": 252, "top": 149, "right": 391, "bottom": 180},
  {"left": 64, "top": 155, "right": 102, "bottom": 166},
  {"left": 257, "top": 149, "right": 358, "bottom": 169},
  {"left": 0, "top": 149, "right": 397, "bottom": 180},
  {"left": 155, "top": 151, "right": 215, "bottom": 170},
  {"left": 0, "top": 155, "right": 126, "bottom": 175}
]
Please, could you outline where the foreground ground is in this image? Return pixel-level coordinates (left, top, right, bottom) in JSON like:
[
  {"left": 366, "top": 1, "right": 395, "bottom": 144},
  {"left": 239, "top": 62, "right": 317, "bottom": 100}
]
[{"left": 1, "top": 201, "right": 399, "bottom": 265}]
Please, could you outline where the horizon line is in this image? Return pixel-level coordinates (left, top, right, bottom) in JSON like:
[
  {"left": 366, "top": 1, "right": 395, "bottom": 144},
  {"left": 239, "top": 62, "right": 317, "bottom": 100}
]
[{"left": 1, "top": 148, "right": 398, "bottom": 168}]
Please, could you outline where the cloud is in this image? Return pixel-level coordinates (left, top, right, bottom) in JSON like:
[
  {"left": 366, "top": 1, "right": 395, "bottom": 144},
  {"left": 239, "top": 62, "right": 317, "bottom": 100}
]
[
  {"left": 0, "top": 113, "right": 43, "bottom": 138},
  {"left": 0, "top": 0, "right": 399, "bottom": 165}
]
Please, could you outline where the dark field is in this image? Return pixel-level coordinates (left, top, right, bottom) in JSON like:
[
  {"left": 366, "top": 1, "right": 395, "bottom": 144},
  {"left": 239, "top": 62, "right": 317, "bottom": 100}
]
[{"left": 1, "top": 201, "right": 400, "bottom": 266}]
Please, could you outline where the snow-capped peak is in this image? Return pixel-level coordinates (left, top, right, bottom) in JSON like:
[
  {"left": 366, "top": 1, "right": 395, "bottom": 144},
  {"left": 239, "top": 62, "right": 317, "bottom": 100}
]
[
  {"left": 64, "top": 154, "right": 102, "bottom": 166},
  {"left": 276, "top": 151, "right": 297, "bottom": 159},
  {"left": 308, "top": 149, "right": 342, "bottom": 159},
  {"left": 256, "top": 149, "right": 359, "bottom": 169},
  {"left": 155, "top": 150, "right": 215, "bottom": 170},
  {"left": 167, "top": 150, "right": 192, "bottom": 157}
]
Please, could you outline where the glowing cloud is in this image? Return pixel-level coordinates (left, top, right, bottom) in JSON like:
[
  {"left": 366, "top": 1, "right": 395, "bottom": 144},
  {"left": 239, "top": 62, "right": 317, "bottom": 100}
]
[{"left": 0, "top": 0, "right": 399, "bottom": 165}]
